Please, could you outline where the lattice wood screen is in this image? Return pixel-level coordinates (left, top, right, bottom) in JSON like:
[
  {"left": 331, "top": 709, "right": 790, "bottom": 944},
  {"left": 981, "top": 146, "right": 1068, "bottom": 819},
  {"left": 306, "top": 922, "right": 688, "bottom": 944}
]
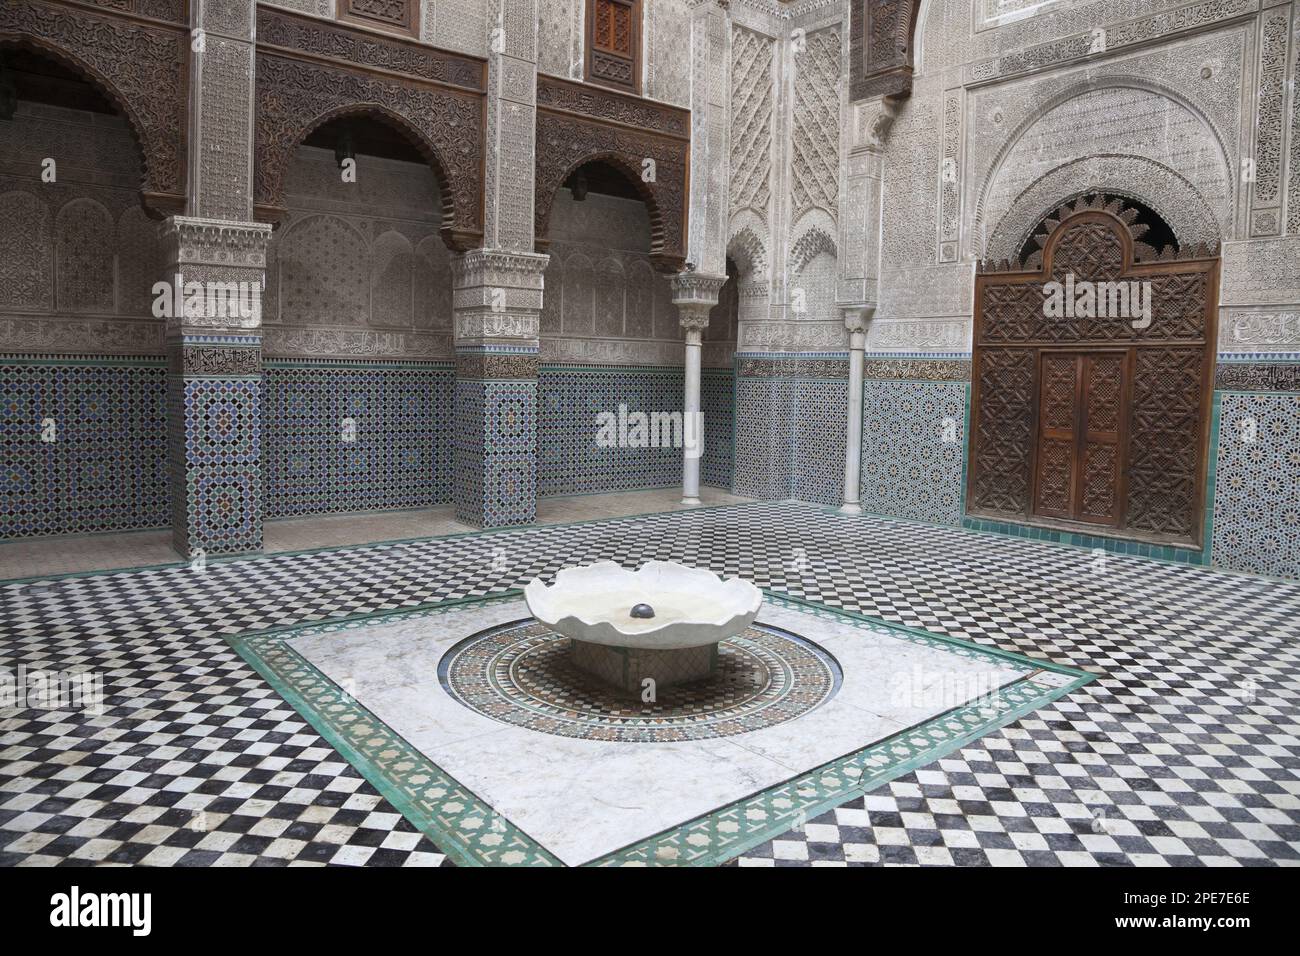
[
  {"left": 338, "top": 0, "right": 419, "bottom": 37},
  {"left": 587, "top": 0, "right": 640, "bottom": 93}
]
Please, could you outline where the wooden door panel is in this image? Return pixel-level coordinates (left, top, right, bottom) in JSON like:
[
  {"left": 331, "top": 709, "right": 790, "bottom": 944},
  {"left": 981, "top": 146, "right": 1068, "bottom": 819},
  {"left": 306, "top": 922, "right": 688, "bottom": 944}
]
[
  {"left": 1076, "top": 354, "right": 1124, "bottom": 525},
  {"left": 1033, "top": 354, "right": 1079, "bottom": 519}
]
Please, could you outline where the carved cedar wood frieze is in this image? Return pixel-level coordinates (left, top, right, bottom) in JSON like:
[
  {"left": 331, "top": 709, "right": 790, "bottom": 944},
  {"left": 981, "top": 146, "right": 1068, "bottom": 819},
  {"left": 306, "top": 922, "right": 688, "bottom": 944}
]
[
  {"left": 535, "top": 75, "right": 689, "bottom": 274},
  {"left": 0, "top": 0, "right": 188, "bottom": 215},
  {"left": 969, "top": 198, "right": 1218, "bottom": 548},
  {"left": 253, "top": 7, "right": 486, "bottom": 250},
  {"left": 849, "top": 0, "right": 922, "bottom": 102}
]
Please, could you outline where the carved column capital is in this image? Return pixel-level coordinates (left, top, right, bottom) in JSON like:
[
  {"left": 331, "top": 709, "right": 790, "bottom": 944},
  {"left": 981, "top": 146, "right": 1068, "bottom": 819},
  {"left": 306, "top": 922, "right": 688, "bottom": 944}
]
[
  {"left": 841, "top": 303, "right": 876, "bottom": 335},
  {"left": 671, "top": 271, "right": 728, "bottom": 309},
  {"left": 161, "top": 217, "right": 272, "bottom": 268},
  {"left": 158, "top": 216, "right": 272, "bottom": 334},
  {"left": 672, "top": 271, "right": 726, "bottom": 345},
  {"left": 851, "top": 95, "right": 903, "bottom": 153},
  {"left": 452, "top": 249, "right": 550, "bottom": 348}
]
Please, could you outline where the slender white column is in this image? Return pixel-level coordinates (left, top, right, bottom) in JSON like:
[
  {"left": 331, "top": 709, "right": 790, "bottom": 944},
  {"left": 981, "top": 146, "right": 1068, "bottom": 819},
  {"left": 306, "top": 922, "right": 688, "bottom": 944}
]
[
  {"left": 681, "top": 319, "right": 705, "bottom": 505},
  {"left": 671, "top": 272, "right": 726, "bottom": 507},
  {"left": 840, "top": 306, "right": 872, "bottom": 515}
]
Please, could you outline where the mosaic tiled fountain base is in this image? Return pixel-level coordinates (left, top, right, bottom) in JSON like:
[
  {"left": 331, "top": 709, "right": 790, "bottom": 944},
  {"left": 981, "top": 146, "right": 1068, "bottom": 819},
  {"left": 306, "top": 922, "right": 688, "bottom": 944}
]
[
  {"left": 228, "top": 594, "right": 1093, "bottom": 866},
  {"left": 439, "top": 621, "right": 841, "bottom": 743}
]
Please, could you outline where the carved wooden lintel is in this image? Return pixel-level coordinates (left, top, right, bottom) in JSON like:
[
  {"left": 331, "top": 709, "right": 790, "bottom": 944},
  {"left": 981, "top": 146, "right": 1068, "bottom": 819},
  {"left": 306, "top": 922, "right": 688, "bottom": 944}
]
[
  {"left": 849, "top": 0, "right": 922, "bottom": 102},
  {"left": 535, "top": 75, "right": 689, "bottom": 275},
  {"left": 253, "top": 7, "right": 487, "bottom": 251}
]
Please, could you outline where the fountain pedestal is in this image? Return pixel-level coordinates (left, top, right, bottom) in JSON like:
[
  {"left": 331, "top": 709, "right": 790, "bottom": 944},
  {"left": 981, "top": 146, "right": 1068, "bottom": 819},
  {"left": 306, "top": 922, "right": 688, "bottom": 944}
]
[
  {"left": 524, "top": 560, "right": 762, "bottom": 697},
  {"left": 570, "top": 639, "right": 718, "bottom": 694}
]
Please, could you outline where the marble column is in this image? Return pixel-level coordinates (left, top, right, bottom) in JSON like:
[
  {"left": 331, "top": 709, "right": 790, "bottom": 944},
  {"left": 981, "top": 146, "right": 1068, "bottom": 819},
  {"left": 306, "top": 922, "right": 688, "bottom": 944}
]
[
  {"left": 840, "top": 306, "right": 872, "bottom": 515},
  {"left": 451, "top": 250, "right": 549, "bottom": 528},
  {"left": 673, "top": 272, "right": 727, "bottom": 505},
  {"left": 833, "top": 95, "right": 897, "bottom": 519}
]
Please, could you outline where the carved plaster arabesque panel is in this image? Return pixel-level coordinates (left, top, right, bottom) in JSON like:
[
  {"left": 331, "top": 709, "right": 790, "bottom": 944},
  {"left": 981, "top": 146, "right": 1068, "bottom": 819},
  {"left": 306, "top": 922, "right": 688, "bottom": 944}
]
[
  {"left": 730, "top": 27, "right": 774, "bottom": 223},
  {"left": 791, "top": 26, "right": 842, "bottom": 225},
  {"left": 976, "top": 85, "right": 1232, "bottom": 260}
]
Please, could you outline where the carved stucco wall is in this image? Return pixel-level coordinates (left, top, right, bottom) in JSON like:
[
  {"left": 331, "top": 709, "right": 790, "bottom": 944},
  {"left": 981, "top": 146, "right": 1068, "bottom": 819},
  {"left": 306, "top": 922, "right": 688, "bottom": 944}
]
[
  {"left": 791, "top": 24, "right": 842, "bottom": 238},
  {"left": 0, "top": 103, "right": 166, "bottom": 355},
  {"left": 536, "top": 0, "right": 584, "bottom": 80},
  {"left": 541, "top": 188, "right": 736, "bottom": 366},
  {"left": 263, "top": 145, "right": 454, "bottom": 359},
  {"left": 643, "top": 0, "right": 693, "bottom": 108},
  {"left": 730, "top": 26, "right": 774, "bottom": 237},
  {"left": 726, "top": 6, "right": 846, "bottom": 353},
  {"left": 979, "top": 86, "right": 1231, "bottom": 260},
  {"left": 869, "top": 0, "right": 1263, "bottom": 356},
  {"left": 533, "top": 0, "right": 692, "bottom": 107}
]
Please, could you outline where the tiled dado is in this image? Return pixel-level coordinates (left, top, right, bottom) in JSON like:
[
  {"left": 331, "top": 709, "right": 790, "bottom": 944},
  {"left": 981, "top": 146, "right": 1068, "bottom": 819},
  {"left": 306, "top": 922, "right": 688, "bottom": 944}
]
[
  {"left": 538, "top": 366, "right": 735, "bottom": 496},
  {"left": 702, "top": 369, "right": 736, "bottom": 491},
  {"left": 0, "top": 356, "right": 169, "bottom": 539},
  {"left": 168, "top": 336, "right": 264, "bottom": 558},
  {"left": 793, "top": 378, "right": 847, "bottom": 507},
  {"left": 454, "top": 351, "right": 539, "bottom": 529},
  {"left": 262, "top": 361, "right": 455, "bottom": 519},
  {"left": 861, "top": 379, "right": 969, "bottom": 527},
  {"left": 734, "top": 355, "right": 847, "bottom": 505},
  {"left": 1210, "top": 389, "right": 1300, "bottom": 579}
]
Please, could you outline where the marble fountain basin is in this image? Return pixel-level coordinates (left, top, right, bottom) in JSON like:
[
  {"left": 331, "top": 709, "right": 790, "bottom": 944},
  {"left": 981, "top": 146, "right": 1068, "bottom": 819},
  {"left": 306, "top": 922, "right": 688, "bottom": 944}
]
[{"left": 523, "top": 561, "right": 763, "bottom": 692}]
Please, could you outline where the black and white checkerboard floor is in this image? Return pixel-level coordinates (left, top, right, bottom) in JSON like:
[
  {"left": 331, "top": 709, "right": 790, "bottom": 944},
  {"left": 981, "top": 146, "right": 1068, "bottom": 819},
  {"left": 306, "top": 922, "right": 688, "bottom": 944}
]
[{"left": 2, "top": 501, "right": 1297, "bottom": 866}]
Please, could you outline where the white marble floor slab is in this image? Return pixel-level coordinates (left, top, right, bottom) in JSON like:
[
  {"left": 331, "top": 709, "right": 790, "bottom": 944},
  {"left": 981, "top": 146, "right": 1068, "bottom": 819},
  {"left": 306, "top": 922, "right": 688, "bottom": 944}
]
[{"left": 289, "top": 598, "right": 1027, "bottom": 865}]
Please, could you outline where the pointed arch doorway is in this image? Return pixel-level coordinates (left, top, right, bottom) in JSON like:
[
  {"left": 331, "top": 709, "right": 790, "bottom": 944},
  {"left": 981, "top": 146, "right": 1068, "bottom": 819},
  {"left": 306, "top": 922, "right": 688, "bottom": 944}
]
[{"left": 968, "top": 196, "right": 1219, "bottom": 549}]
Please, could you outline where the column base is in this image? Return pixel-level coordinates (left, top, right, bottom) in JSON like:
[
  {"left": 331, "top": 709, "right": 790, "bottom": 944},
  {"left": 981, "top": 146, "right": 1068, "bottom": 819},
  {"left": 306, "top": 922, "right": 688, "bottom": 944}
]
[
  {"left": 839, "top": 502, "right": 864, "bottom": 516},
  {"left": 681, "top": 495, "right": 703, "bottom": 506},
  {"left": 571, "top": 639, "right": 717, "bottom": 694}
]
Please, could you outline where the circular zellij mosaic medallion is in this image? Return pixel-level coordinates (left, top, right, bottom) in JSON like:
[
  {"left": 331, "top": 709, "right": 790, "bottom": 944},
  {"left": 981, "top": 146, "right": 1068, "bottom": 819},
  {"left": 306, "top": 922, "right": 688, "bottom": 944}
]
[{"left": 438, "top": 619, "right": 841, "bottom": 743}]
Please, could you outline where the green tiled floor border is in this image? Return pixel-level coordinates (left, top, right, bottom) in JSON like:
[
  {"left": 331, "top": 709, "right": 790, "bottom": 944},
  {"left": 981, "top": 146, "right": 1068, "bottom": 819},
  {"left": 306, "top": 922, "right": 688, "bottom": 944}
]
[{"left": 225, "top": 590, "right": 1095, "bottom": 867}]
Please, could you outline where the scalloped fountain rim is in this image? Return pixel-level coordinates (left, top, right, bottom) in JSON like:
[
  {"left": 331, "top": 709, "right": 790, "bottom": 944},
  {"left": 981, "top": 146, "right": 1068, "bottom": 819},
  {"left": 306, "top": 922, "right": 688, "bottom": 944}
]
[{"left": 523, "top": 560, "right": 763, "bottom": 650}]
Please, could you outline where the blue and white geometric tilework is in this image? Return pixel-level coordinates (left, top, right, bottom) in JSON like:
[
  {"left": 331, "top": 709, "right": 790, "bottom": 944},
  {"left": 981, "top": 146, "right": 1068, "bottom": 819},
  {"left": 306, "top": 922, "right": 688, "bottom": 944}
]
[
  {"left": 262, "top": 362, "right": 454, "bottom": 518},
  {"left": 1211, "top": 391, "right": 1300, "bottom": 579},
  {"left": 0, "top": 359, "right": 168, "bottom": 539},
  {"left": 861, "top": 380, "right": 967, "bottom": 526}
]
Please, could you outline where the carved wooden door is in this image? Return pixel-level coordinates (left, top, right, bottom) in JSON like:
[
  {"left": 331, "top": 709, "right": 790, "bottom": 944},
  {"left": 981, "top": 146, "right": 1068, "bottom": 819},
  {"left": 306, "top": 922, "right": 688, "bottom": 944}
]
[
  {"left": 969, "top": 198, "right": 1219, "bottom": 549},
  {"left": 1032, "top": 351, "right": 1127, "bottom": 526}
]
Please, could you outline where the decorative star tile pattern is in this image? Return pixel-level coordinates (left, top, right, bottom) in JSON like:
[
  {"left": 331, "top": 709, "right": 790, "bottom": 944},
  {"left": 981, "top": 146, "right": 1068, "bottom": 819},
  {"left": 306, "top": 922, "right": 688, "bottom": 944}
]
[
  {"left": 170, "top": 376, "right": 263, "bottom": 556},
  {"left": 262, "top": 362, "right": 455, "bottom": 518},
  {"left": 538, "top": 367, "right": 734, "bottom": 496},
  {"left": 1211, "top": 391, "right": 1300, "bottom": 579},
  {"left": 862, "top": 380, "right": 968, "bottom": 526},
  {"left": 0, "top": 359, "right": 168, "bottom": 538}
]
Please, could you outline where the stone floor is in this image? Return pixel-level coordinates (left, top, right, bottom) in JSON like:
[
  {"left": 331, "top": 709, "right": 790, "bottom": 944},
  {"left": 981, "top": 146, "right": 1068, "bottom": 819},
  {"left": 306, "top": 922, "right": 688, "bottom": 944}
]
[
  {"left": 1, "top": 500, "right": 1297, "bottom": 867},
  {"left": 0, "top": 487, "right": 752, "bottom": 580}
]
